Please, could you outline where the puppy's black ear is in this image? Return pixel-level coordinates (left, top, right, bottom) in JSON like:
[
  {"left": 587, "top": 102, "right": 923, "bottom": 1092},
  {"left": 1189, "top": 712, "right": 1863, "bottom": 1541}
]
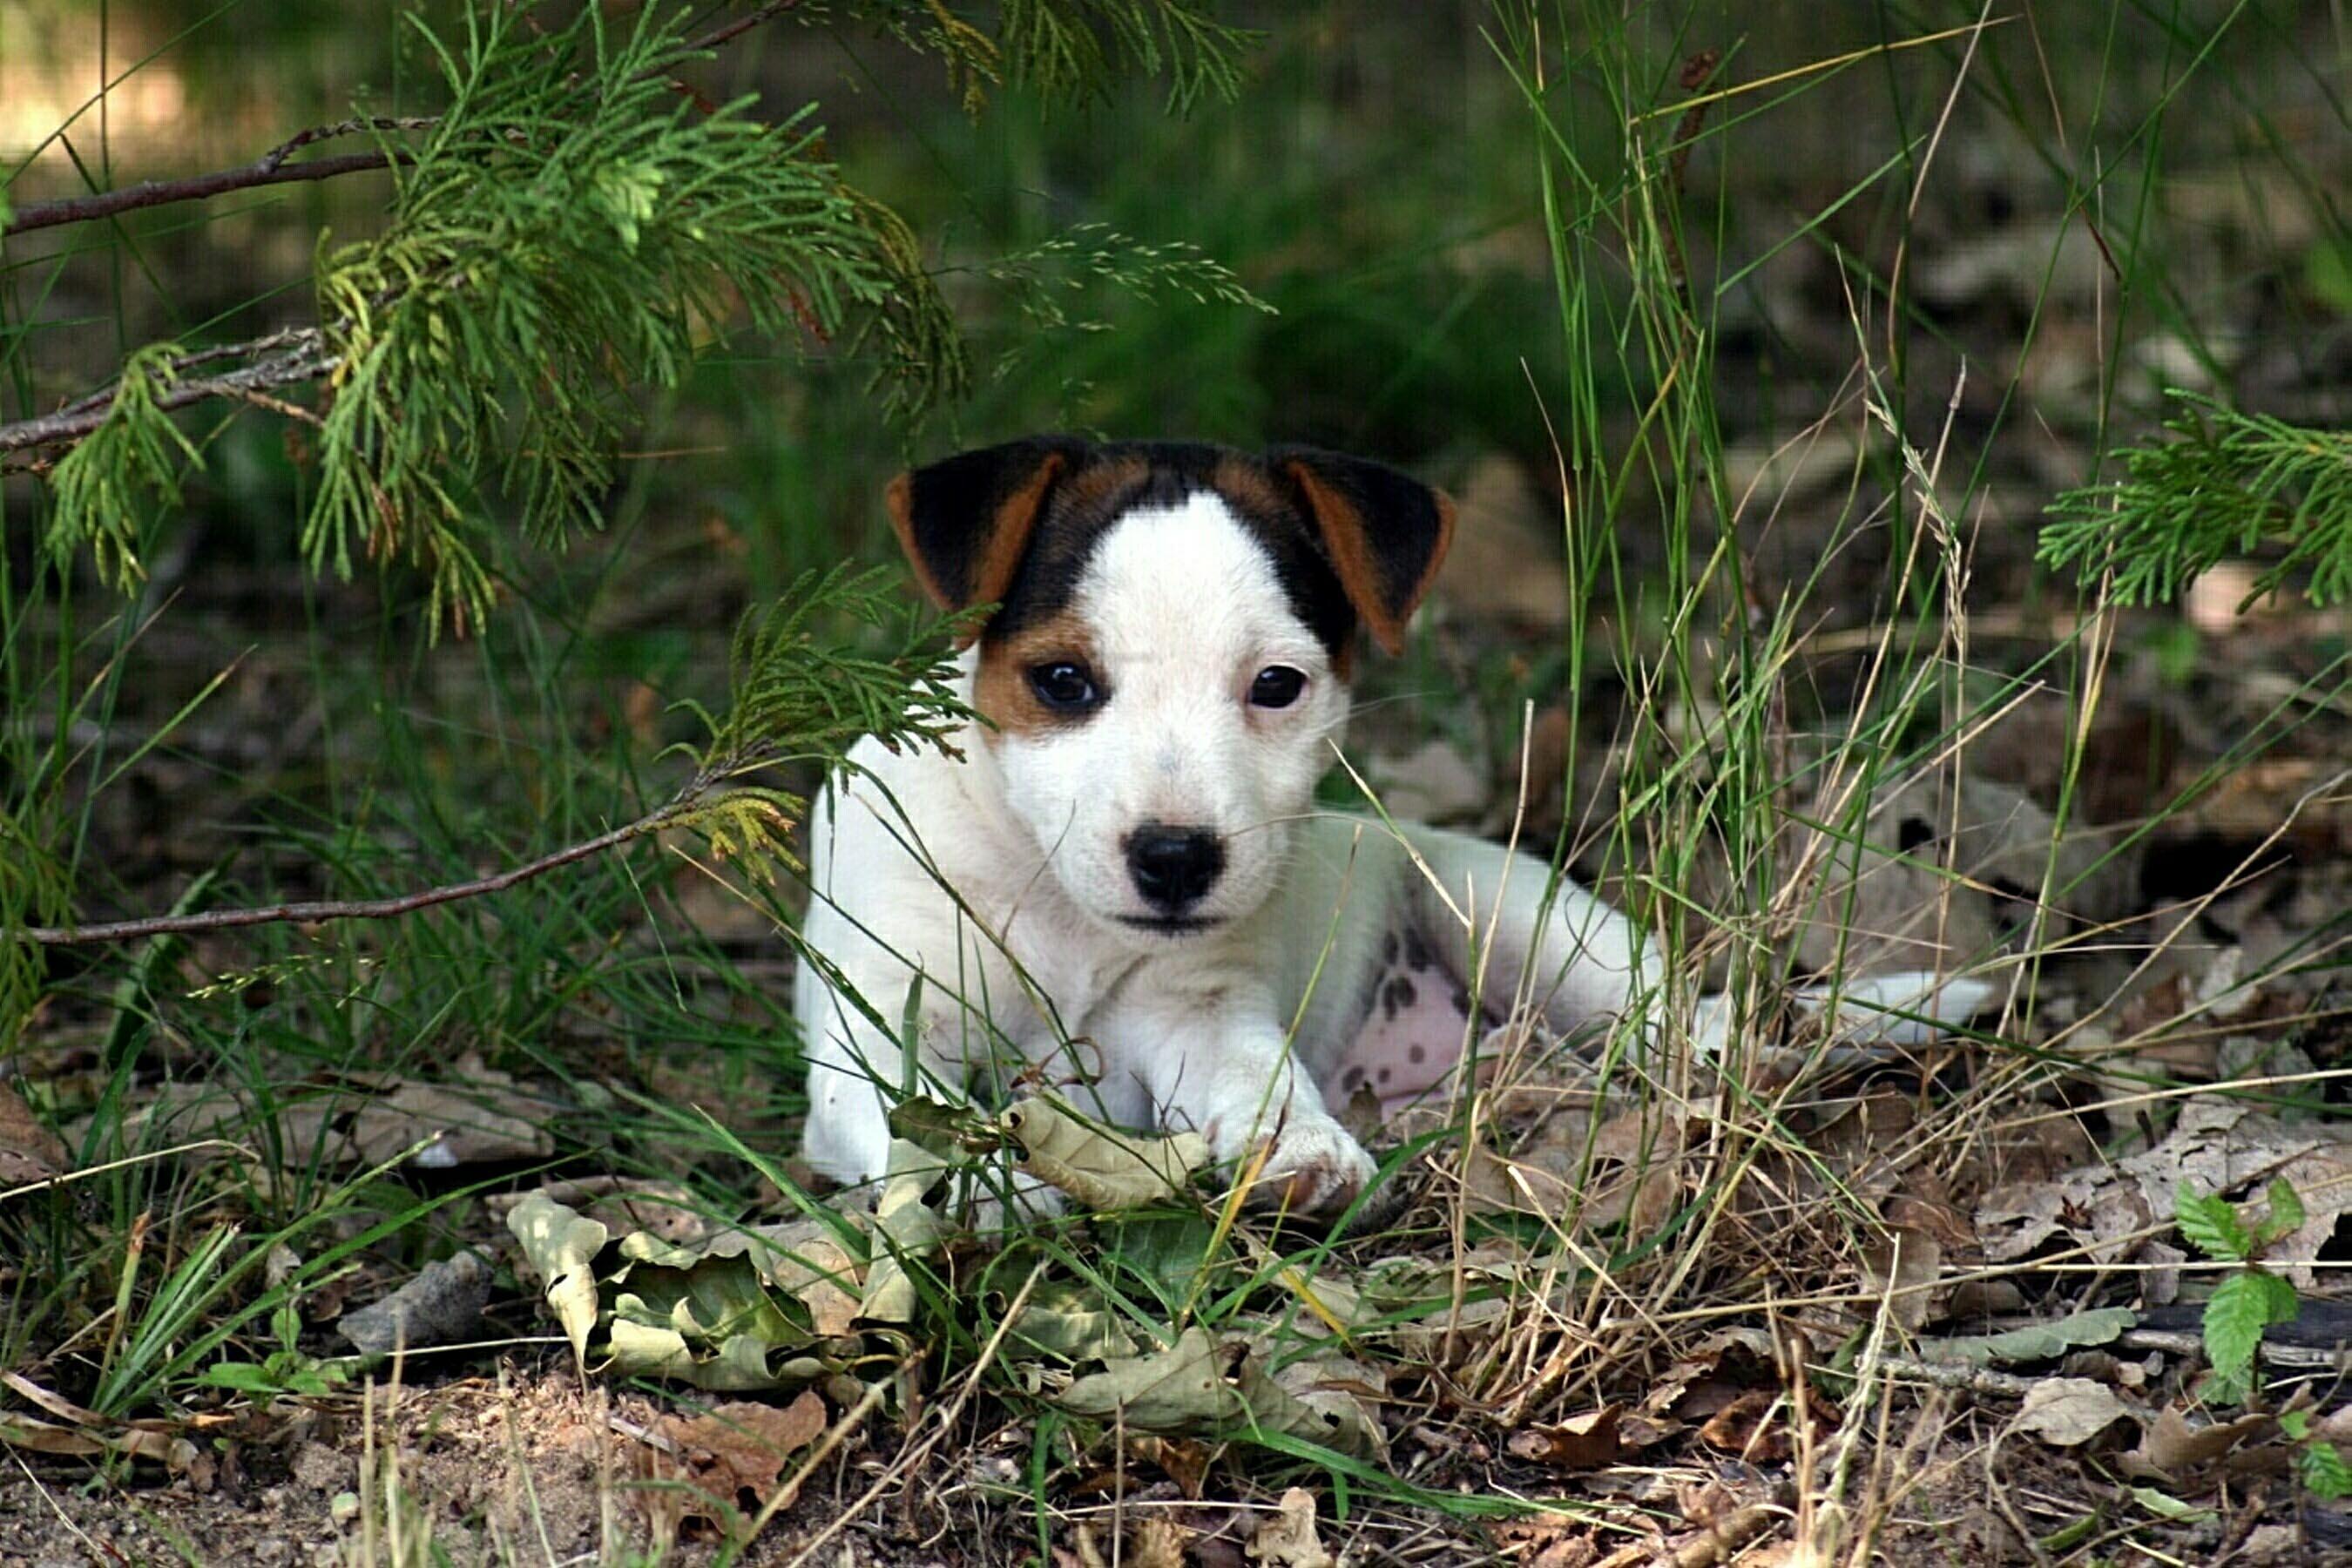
[
  {"left": 1273, "top": 447, "right": 1456, "bottom": 655},
  {"left": 888, "top": 437, "right": 1087, "bottom": 642}
]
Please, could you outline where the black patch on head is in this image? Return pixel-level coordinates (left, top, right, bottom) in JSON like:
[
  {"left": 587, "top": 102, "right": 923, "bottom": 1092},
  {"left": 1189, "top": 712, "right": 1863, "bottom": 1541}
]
[
  {"left": 893, "top": 436, "right": 1088, "bottom": 612},
  {"left": 1270, "top": 445, "right": 1453, "bottom": 650},
  {"left": 1402, "top": 928, "right": 1432, "bottom": 972},
  {"left": 1898, "top": 816, "right": 1936, "bottom": 854},
  {"left": 982, "top": 441, "right": 1358, "bottom": 659},
  {"left": 1385, "top": 976, "right": 1417, "bottom": 1013}
]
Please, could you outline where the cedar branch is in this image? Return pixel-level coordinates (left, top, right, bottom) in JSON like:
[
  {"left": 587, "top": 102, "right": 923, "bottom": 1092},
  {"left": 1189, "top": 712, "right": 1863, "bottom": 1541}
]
[
  {"left": 0, "top": 330, "right": 336, "bottom": 453},
  {"left": 1, "top": 3, "right": 805, "bottom": 240},
  {"left": 0, "top": 2, "right": 811, "bottom": 453},
  {"left": 4, "top": 117, "right": 437, "bottom": 238}
]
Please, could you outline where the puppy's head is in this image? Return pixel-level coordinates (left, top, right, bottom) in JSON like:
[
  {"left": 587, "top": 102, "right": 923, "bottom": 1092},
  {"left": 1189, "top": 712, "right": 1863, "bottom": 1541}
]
[{"left": 889, "top": 437, "right": 1453, "bottom": 943}]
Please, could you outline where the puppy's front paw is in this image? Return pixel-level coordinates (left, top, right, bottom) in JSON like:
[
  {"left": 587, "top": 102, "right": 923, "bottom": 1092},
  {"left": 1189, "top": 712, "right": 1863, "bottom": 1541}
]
[{"left": 1240, "top": 1117, "right": 1379, "bottom": 1214}]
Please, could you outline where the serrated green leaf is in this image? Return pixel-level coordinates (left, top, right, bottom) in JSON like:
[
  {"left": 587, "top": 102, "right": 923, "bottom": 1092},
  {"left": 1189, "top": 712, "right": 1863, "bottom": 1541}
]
[
  {"left": 2301, "top": 1436, "right": 2352, "bottom": 1500},
  {"left": 2252, "top": 1268, "right": 2300, "bottom": 1323},
  {"left": 2202, "top": 1269, "right": 2299, "bottom": 1399},
  {"left": 2203, "top": 1273, "right": 2267, "bottom": 1387},
  {"left": 2176, "top": 1185, "right": 2251, "bottom": 1262},
  {"left": 2255, "top": 1177, "right": 2307, "bottom": 1248}
]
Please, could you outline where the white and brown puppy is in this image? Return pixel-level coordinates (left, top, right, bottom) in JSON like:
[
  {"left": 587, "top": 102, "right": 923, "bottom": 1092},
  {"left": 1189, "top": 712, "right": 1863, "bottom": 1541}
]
[{"left": 794, "top": 437, "right": 1982, "bottom": 1213}]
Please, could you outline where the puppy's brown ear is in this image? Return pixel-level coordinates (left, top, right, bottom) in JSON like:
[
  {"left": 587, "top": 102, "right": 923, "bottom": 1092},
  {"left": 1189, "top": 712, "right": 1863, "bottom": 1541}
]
[
  {"left": 1274, "top": 447, "right": 1456, "bottom": 655},
  {"left": 888, "top": 437, "right": 1087, "bottom": 643}
]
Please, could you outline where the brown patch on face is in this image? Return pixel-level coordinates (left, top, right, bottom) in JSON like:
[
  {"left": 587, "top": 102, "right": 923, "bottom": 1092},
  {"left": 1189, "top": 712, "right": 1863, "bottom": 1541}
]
[
  {"left": 1283, "top": 460, "right": 1457, "bottom": 655},
  {"left": 972, "top": 610, "right": 1100, "bottom": 741}
]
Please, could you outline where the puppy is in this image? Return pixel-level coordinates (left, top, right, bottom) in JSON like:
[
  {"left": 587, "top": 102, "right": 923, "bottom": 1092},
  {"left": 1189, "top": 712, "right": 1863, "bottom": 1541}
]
[{"left": 794, "top": 437, "right": 1983, "bottom": 1213}]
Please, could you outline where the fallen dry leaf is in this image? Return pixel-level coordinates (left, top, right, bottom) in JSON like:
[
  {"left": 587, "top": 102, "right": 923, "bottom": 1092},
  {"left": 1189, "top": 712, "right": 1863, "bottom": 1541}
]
[
  {"left": 2119, "top": 1402, "right": 2278, "bottom": 1482},
  {"left": 2010, "top": 1377, "right": 2132, "bottom": 1448},
  {"left": 1247, "top": 1488, "right": 1333, "bottom": 1568},
  {"left": 1506, "top": 1406, "right": 1624, "bottom": 1470},
  {"left": 1124, "top": 1517, "right": 1190, "bottom": 1568},
  {"left": 1492, "top": 1514, "right": 1605, "bottom": 1568},
  {"left": 1916, "top": 1307, "right": 2137, "bottom": 1367},
  {"left": 1463, "top": 1109, "right": 1685, "bottom": 1234},
  {"left": 1003, "top": 1097, "right": 1209, "bottom": 1210},
  {"left": 1696, "top": 1389, "right": 1835, "bottom": 1463},
  {"left": 1858, "top": 1225, "right": 1942, "bottom": 1331},
  {"left": 493, "top": 1177, "right": 710, "bottom": 1246},
  {"left": 637, "top": 1389, "right": 828, "bottom": 1541}
]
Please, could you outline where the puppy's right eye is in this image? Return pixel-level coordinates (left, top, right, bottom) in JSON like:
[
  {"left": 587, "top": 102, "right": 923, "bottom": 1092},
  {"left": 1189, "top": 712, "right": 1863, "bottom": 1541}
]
[{"left": 1029, "top": 660, "right": 1101, "bottom": 712}]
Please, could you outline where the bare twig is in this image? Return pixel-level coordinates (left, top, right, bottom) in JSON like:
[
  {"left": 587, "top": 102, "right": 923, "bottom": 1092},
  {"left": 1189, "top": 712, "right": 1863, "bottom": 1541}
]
[
  {"left": 18, "top": 799, "right": 684, "bottom": 947},
  {"left": 686, "top": 0, "right": 807, "bottom": 54},
  {"left": 0, "top": 330, "right": 335, "bottom": 454},
  {"left": 2, "top": 2, "right": 804, "bottom": 240},
  {"left": 3, "top": 113, "right": 437, "bottom": 239}
]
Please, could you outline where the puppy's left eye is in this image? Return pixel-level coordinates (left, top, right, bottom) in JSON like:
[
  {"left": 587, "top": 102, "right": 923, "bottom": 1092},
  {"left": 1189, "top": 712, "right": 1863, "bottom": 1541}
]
[{"left": 1249, "top": 666, "right": 1307, "bottom": 709}]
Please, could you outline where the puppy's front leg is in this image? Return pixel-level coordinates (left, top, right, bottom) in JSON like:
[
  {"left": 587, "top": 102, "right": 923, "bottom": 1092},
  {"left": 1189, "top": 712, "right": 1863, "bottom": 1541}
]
[
  {"left": 1095, "top": 982, "right": 1375, "bottom": 1212},
  {"left": 798, "top": 978, "right": 913, "bottom": 1190}
]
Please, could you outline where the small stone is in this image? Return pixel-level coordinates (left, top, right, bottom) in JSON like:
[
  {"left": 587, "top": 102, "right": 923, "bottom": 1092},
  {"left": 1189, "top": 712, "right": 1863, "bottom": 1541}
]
[{"left": 329, "top": 1490, "right": 362, "bottom": 1528}]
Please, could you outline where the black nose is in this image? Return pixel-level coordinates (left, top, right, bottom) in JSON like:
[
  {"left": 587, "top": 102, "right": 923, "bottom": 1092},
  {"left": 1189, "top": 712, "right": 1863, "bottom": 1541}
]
[{"left": 1125, "top": 824, "right": 1225, "bottom": 912}]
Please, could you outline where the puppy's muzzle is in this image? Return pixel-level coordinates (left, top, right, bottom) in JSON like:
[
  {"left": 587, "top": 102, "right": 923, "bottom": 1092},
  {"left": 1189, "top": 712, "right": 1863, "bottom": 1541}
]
[{"left": 1124, "top": 823, "right": 1225, "bottom": 916}]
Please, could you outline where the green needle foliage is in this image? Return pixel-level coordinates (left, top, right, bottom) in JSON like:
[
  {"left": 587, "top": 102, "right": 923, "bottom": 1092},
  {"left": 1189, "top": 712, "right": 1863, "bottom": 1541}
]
[
  {"left": 668, "top": 567, "right": 971, "bottom": 874},
  {"left": 301, "top": 1, "right": 948, "bottom": 633},
  {"left": 42, "top": 341, "right": 202, "bottom": 591},
  {"left": 997, "top": 0, "right": 1254, "bottom": 111},
  {"left": 2039, "top": 392, "right": 2352, "bottom": 610}
]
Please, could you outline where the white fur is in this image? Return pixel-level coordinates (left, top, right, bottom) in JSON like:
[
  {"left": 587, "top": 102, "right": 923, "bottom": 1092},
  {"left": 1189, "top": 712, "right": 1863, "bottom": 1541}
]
[{"left": 794, "top": 494, "right": 1988, "bottom": 1212}]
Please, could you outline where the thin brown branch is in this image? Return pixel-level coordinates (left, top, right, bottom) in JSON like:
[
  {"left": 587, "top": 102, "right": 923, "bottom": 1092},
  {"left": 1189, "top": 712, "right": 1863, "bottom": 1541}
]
[
  {"left": 686, "top": 0, "right": 806, "bottom": 54},
  {"left": 20, "top": 801, "right": 685, "bottom": 947},
  {"left": 0, "top": 0, "right": 807, "bottom": 243},
  {"left": 0, "top": 330, "right": 335, "bottom": 453},
  {"left": 5, "top": 152, "right": 409, "bottom": 239}
]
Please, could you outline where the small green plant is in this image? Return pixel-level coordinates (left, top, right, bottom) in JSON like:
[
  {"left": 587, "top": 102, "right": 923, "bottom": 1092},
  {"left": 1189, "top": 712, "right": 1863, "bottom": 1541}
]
[
  {"left": 199, "top": 1300, "right": 352, "bottom": 1402},
  {"left": 2278, "top": 1409, "right": 2352, "bottom": 1500},
  {"left": 2174, "top": 1177, "right": 2306, "bottom": 1405}
]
